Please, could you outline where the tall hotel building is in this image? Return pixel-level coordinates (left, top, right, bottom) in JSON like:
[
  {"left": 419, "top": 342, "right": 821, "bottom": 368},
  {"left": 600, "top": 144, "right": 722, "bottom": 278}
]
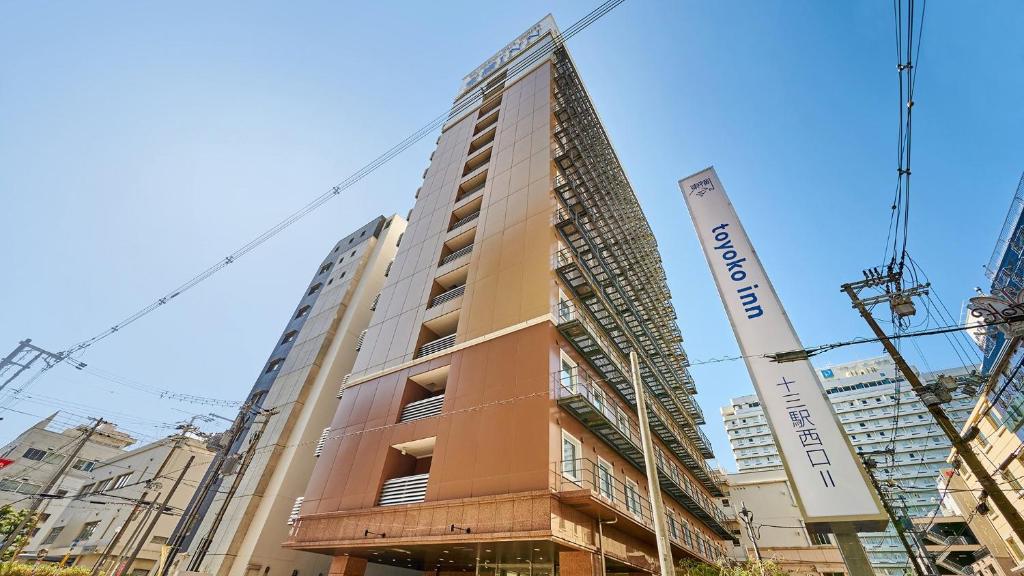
[
  {"left": 721, "top": 356, "right": 976, "bottom": 576},
  {"left": 172, "top": 215, "right": 407, "bottom": 576},
  {"left": 286, "top": 16, "right": 730, "bottom": 576}
]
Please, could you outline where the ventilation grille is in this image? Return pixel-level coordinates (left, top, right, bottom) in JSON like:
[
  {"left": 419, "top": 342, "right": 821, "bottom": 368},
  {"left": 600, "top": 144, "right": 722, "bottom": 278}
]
[
  {"left": 355, "top": 330, "right": 367, "bottom": 351},
  {"left": 314, "top": 427, "right": 331, "bottom": 458},
  {"left": 370, "top": 293, "right": 381, "bottom": 311},
  {"left": 384, "top": 260, "right": 394, "bottom": 277},
  {"left": 337, "top": 374, "right": 351, "bottom": 399},
  {"left": 288, "top": 496, "right": 304, "bottom": 525},
  {"left": 399, "top": 395, "right": 445, "bottom": 423},
  {"left": 378, "top": 474, "right": 429, "bottom": 507}
]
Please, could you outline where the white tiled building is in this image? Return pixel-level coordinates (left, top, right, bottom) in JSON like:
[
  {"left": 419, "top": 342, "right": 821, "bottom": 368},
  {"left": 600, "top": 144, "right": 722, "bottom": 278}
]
[{"left": 720, "top": 356, "right": 976, "bottom": 576}]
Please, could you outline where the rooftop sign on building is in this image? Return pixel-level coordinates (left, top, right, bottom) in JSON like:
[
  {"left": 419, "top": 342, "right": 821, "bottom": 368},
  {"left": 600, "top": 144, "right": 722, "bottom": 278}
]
[
  {"left": 458, "top": 15, "right": 557, "bottom": 96},
  {"left": 680, "top": 166, "right": 886, "bottom": 531}
]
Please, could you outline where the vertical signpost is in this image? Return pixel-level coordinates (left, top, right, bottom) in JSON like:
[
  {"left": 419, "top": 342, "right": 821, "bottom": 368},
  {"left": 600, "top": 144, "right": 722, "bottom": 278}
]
[{"left": 679, "top": 167, "right": 886, "bottom": 574}]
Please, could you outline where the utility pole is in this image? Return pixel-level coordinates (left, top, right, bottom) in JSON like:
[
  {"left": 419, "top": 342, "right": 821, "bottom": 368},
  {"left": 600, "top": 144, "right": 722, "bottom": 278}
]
[
  {"left": 843, "top": 272, "right": 1024, "bottom": 546},
  {"left": 860, "top": 456, "right": 926, "bottom": 576},
  {"left": 161, "top": 408, "right": 254, "bottom": 576},
  {"left": 187, "top": 408, "right": 276, "bottom": 572},
  {"left": 0, "top": 418, "right": 104, "bottom": 556},
  {"left": 91, "top": 422, "right": 199, "bottom": 576},
  {"left": 629, "top": 351, "right": 675, "bottom": 576},
  {"left": 737, "top": 503, "right": 764, "bottom": 575},
  {"left": 121, "top": 456, "right": 194, "bottom": 574},
  {"left": 0, "top": 339, "right": 86, "bottom": 394}
]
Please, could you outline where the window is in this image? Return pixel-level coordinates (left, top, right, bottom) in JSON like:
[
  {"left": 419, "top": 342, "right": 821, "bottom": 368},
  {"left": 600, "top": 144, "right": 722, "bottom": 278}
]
[
  {"left": 810, "top": 532, "right": 831, "bottom": 545},
  {"left": 281, "top": 331, "right": 298, "bottom": 345},
  {"left": 560, "top": 353, "right": 577, "bottom": 392},
  {"left": 668, "top": 512, "right": 679, "bottom": 539},
  {"left": 44, "top": 452, "right": 64, "bottom": 464},
  {"left": 41, "top": 526, "right": 64, "bottom": 545},
  {"left": 596, "top": 458, "right": 613, "bottom": 501},
  {"left": 150, "top": 536, "right": 168, "bottom": 544},
  {"left": 396, "top": 233, "right": 404, "bottom": 247},
  {"left": 295, "top": 305, "right": 311, "bottom": 319},
  {"left": 339, "top": 271, "right": 346, "bottom": 279},
  {"left": 266, "top": 358, "right": 285, "bottom": 373},
  {"left": 561, "top": 431, "right": 582, "bottom": 481},
  {"left": 23, "top": 448, "right": 47, "bottom": 461},
  {"left": 318, "top": 263, "right": 332, "bottom": 275},
  {"left": 113, "top": 473, "right": 133, "bottom": 489},
  {"left": 94, "top": 478, "right": 112, "bottom": 492},
  {"left": 1007, "top": 537, "right": 1024, "bottom": 563},
  {"left": 72, "top": 459, "right": 96, "bottom": 472},
  {"left": 624, "top": 478, "right": 642, "bottom": 517},
  {"left": 307, "top": 283, "right": 323, "bottom": 296},
  {"left": 77, "top": 521, "right": 100, "bottom": 541},
  {"left": 351, "top": 250, "right": 356, "bottom": 257}
]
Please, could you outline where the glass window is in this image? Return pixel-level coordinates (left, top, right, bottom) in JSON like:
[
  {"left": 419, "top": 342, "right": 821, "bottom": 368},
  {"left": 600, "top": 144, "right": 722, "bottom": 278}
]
[
  {"left": 561, "top": 431, "right": 581, "bottom": 481},
  {"left": 42, "top": 526, "right": 64, "bottom": 545},
  {"left": 625, "top": 479, "right": 642, "bottom": 517},
  {"left": 72, "top": 459, "right": 96, "bottom": 472},
  {"left": 560, "top": 354, "right": 576, "bottom": 392},
  {"left": 23, "top": 448, "right": 47, "bottom": 461},
  {"left": 77, "top": 521, "right": 100, "bottom": 541},
  {"left": 597, "top": 458, "right": 613, "bottom": 500}
]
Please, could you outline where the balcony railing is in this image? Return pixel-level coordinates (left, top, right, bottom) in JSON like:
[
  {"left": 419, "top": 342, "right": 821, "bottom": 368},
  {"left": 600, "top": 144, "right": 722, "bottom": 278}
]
[
  {"left": 378, "top": 473, "right": 429, "bottom": 506},
  {"left": 551, "top": 458, "right": 725, "bottom": 563},
  {"left": 449, "top": 211, "right": 480, "bottom": 232},
  {"left": 399, "top": 395, "right": 445, "bottom": 422},
  {"left": 553, "top": 374, "right": 730, "bottom": 534},
  {"left": 429, "top": 285, "right": 465, "bottom": 309},
  {"left": 439, "top": 245, "right": 473, "bottom": 267},
  {"left": 554, "top": 301, "right": 719, "bottom": 490},
  {"left": 416, "top": 334, "right": 456, "bottom": 358}
]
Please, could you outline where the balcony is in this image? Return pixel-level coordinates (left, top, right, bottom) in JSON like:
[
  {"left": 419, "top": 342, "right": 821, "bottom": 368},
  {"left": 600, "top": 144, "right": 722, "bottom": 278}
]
[
  {"left": 378, "top": 473, "right": 429, "bottom": 506},
  {"left": 553, "top": 373, "right": 730, "bottom": 538},
  {"left": 416, "top": 334, "right": 455, "bottom": 358},
  {"left": 549, "top": 47, "right": 700, "bottom": 459},
  {"left": 554, "top": 301, "right": 720, "bottom": 494},
  {"left": 428, "top": 284, "right": 466, "bottom": 309},
  {"left": 448, "top": 211, "right": 480, "bottom": 233},
  {"left": 399, "top": 395, "right": 445, "bottom": 422},
  {"left": 439, "top": 244, "right": 473, "bottom": 267},
  {"left": 557, "top": 245, "right": 708, "bottom": 453},
  {"left": 552, "top": 458, "right": 726, "bottom": 564}
]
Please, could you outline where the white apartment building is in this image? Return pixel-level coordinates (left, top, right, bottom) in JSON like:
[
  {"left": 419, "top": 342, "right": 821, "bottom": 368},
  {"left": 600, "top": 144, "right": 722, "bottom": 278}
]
[
  {"left": 720, "top": 356, "right": 976, "bottom": 576},
  {"left": 0, "top": 413, "right": 137, "bottom": 544},
  {"left": 23, "top": 433, "right": 213, "bottom": 575}
]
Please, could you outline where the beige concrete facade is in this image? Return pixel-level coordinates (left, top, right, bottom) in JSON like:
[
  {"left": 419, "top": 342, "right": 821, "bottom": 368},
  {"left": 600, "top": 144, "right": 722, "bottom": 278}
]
[
  {"left": 179, "top": 216, "right": 407, "bottom": 576},
  {"left": 725, "top": 470, "right": 846, "bottom": 576},
  {"left": 0, "top": 415, "right": 136, "bottom": 544},
  {"left": 948, "top": 395, "right": 1024, "bottom": 574},
  {"left": 288, "top": 17, "right": 728, "bottom": 576},
  {"left": 22, "top": 435, "right": 213, "bottom": 576}
]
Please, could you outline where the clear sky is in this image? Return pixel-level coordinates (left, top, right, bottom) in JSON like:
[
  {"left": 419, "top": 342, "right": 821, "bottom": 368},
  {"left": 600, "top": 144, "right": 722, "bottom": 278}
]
[{"left": 1, "top": 2, "right": 1021, "bottom": 470}]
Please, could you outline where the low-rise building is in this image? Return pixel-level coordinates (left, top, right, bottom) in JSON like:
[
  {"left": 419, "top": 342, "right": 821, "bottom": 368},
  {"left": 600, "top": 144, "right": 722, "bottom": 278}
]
[
  {"left": 0, "top": 414, "right": 136, "bottom": 509},
  {"left": 22, "top": 433, "right": 213, "bottom": 575},
  {"left": 725, "top": 469, "right": 846, "bottom": 576}
]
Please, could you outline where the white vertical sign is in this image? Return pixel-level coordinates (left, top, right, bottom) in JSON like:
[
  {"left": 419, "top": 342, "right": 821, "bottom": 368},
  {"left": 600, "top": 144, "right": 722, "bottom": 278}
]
[{"left": 680, "top": 167, "right": 885, "bottom": 529}]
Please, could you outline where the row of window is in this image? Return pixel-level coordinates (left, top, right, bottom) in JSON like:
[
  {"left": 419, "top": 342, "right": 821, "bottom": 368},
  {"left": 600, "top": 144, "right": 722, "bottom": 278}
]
[
  {"left": 79, "top": 472, "right": 132, "bottom": 495},
  {"left": 21, "top": 448, "right": 97, "bottom": 471}
]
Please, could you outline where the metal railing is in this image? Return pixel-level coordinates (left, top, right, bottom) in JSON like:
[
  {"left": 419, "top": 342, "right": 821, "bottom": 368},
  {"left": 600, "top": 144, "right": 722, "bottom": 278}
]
[
  {"left": 399, "top": 395, "right": 445, "bottom": 422},
  {"left": 378, "top": 473, "right": 429, "bottom": 506},
  {"left": 550, "top": 458, "right": 725, "bottom": 563},
  {"left": 429, "top": 285, "right": 465, "bottom": 308},
  {"left": 416, "top": 334, "right": 456, "bottom": 358},
  {"left": 449, "top": 211, "right": 481, "bottom": 232},
  {"left": 439, "top": 244, "right": 473, "bottom": 266},
  {"left": 554, "top": 300, "right": 716, "bottom": 481},
  {"left": 553, "top": 374, "right": 727, "bottom": 527}
]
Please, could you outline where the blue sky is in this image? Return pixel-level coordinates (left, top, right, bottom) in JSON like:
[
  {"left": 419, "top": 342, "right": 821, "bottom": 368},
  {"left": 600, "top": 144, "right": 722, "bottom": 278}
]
[{"left": 1, "top": 2, "right": 1021, "bottom": 470}]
